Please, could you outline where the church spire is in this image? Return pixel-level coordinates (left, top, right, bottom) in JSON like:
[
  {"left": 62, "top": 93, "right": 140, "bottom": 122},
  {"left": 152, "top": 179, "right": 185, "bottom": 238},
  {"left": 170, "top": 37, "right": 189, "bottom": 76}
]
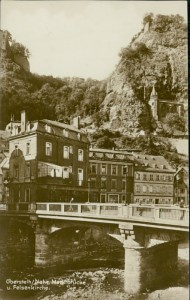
[{"left": 150, "top": 84, "right": 157, "bottom": 97}]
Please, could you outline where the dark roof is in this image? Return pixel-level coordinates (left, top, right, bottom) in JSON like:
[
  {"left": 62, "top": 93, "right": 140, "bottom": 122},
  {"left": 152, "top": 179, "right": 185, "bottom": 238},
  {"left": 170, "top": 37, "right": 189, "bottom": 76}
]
[
  {"left": 41, "top": 119, "right": 81, "bottom": 133},
  {"left": 132, "top": 154, "right": 175, "bottom": 172}
]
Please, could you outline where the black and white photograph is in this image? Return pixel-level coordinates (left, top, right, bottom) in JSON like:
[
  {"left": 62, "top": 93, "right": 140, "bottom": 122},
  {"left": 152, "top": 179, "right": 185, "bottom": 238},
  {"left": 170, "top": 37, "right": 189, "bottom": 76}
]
[{"left": 0, "top": 1, "right": 189, "bottom": 299}]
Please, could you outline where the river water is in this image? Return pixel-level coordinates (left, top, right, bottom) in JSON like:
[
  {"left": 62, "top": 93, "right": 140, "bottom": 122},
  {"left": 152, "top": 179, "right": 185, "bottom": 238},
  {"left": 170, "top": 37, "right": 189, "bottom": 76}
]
[{"left": 0, "top": 254, "right": 189, "bottom": 300}]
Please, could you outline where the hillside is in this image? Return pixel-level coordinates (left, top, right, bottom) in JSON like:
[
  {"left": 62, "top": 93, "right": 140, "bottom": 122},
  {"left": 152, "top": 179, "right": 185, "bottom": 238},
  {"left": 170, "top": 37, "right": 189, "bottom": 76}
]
[{"left": 0, "top": 14, "right": 188, "bottom": 143}]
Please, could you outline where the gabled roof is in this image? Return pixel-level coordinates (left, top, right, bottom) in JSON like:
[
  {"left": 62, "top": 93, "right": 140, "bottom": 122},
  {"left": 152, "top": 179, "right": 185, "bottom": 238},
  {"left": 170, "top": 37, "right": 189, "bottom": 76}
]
[
  {"left": 132, "top": 154, "right": 174, "bottom": 172},
  {"left": 175, "top": 166, "right": 188, "bottom": 176},
  {"left": 0, "top": 157, "right": 9, "bottom": 174},
  {"left": 41, "top": 119, "right": 81, "bottom": 133},
  {"left": 89, "top": 148, "right": 133, "bottom": 162}
]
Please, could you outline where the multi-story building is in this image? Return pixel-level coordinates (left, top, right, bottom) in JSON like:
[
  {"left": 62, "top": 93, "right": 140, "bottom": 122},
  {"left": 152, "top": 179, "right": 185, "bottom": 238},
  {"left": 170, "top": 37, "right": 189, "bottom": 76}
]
[
  {"left": 7, "top": 111, "right": 89, "bottom": 207},
  {"left": 89, "top": 148, "right": 134, "bottom": 203},
  {"left": 174, "top": 167, "right": 188, "bottom": 205},
  {"left": 133, "top": 154, "right": 175, "bottom": 204}
]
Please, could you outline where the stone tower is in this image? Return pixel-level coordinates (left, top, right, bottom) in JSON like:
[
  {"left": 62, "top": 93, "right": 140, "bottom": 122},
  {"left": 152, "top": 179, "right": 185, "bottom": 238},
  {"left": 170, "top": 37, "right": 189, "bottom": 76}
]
[{"left": 149, "top": 84, "right": 158, "bottom": 120}]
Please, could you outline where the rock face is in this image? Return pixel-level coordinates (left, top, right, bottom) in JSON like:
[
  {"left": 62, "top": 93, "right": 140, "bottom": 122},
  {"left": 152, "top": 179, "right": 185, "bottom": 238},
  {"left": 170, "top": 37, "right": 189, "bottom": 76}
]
[
  {"left": 0, "top": 30, "right": 30, "bottom": 72},
  {"left": 101, "top": 14, "right": 188, "bottom": 134}
]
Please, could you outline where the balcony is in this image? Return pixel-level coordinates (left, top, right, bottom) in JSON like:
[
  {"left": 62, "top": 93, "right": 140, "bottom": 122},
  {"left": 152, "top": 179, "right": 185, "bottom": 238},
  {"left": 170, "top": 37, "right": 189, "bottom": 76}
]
[{"left": 37, "top": 176, "right": 73, "bottom": 185}]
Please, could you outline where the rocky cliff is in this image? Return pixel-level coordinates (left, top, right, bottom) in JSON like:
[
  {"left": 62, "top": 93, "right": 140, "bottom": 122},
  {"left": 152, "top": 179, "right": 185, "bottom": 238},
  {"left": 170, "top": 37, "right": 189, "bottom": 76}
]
[{"left": 100, "top": 14, "right": 188, "bottom": 135}]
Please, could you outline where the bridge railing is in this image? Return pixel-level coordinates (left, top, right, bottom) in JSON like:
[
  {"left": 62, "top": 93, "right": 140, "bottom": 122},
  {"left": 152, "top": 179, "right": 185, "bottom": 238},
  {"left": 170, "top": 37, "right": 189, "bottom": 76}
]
[
  {"left": 0, "top": 202, "right": 35, "bottom": 213},
  {"left": 35, "top": 203, "right": 189, "bottom": 225}
]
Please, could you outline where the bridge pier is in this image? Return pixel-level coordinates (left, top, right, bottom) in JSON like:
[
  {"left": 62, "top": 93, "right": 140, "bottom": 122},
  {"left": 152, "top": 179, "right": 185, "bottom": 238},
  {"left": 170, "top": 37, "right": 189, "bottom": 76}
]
[
  {"left": 35, "top": 225, "right": 51, "bottom": 266},
  {"left": 124, "top": 236, "right": 144, "bottom": 293},
  {"left": 121, "top": 227, "right": 179, "bottom": 294}
]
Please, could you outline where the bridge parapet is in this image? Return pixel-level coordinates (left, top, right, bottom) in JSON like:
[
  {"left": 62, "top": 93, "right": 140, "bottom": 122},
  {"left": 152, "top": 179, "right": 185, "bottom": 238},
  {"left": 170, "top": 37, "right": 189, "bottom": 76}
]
[{"left": 35, "top": 203, "right": 189, "bottom": 229}]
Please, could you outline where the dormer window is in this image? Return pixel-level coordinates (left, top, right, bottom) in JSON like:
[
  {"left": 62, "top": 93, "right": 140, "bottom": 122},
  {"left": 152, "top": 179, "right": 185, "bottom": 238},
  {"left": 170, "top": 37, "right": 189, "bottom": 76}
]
[
  {"left": 63, "top": 129, "right": 68, "bottom": 137},
  {"left": 45, "top": 124, "right": 51, "bottom": 133},
  {"left": 26, "top": 142, "right": 30, "bottom": 155},
  {"left": 15, "top": 145, "right": 19, "bottom": 156}
]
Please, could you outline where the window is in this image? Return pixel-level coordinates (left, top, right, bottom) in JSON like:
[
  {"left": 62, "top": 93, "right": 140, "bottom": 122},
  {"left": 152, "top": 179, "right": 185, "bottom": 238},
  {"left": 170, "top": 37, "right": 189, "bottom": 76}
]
[
  {"left": 25, "top": 162, "right": 31, "bottom": 178},
  {"left": 90, "top": 179, "right": 96, "bottom": 188},
  {"left": 63, "top": 167, "right": 69, "bottom": 179},
  {"left": 101, "top": 179, "right": 106, "bottom": 189},
  {"left": 108, "top": 194, "right": 119, "bottom": 203},
  {"left": 69, "top": 146, "right": 73, "bottom": 154},
  {"left": 63, "top": 129, "right": 68, "bottom": 137},
  {"left": 168, "top": 176, "right": 172, "bottom": 182},
  {"left": 78, "top": 168, "right": 83, "bottom": 186},
  {"left": 111, "top": 179, "right": 117, "bottom": 190},
  {"left": 14, "top": 165, "right": 19, "bottom": 179},
  {"left": 122, "top": 195, "right": 126, "bottom": 202},
  {"left": 135, "top": 173, "right": 140, "bottom": 180},
  {"left": 149, "top": 186, "right": 153, "bottom": 193},
  {"left": 101, "top": 164, "right": 107, "bottom": 175},
  {"left": 156, "top": 175, "right": 160, "bottom": 181},
  {"left": 136, "top": 185, "right": 140, "bottom": 192},
  {"left": 25, "top": 188, "right": 30, "bottom": 202},
  {"left": 100, "top": 194, "right": 106, "bottom": 203},
  {"left": 77, "top": 133, "right": 81, "bottom": 140},
  {"left": 143, "top": 185, "right": 147, "bottom": 192},
  {"left": 78, "top": 149, "right": 84, "bottom": 161},
  {"left": 26, "top": 142, "right": 30, "bottom": 155},
  {"left": 63, "top": 146, "right": 69, "bottom": 159},
  {"left": 143, "top": 174, "right": 147, "bottom": 181},
  {"left": 123, "top": 166, "right": 128, "bottom": 175},
  {"left": 45, "top": 142, "right": 52, "bottom": 156},
  {"left": 111, "top": 165, "right": 118, "bottom": 175},
  {"left": 150, "top": 174, "right": 154, "bottom": 181},
  {"left": 90, "top": 164, "right": 97, "bottom": 174},
  {"left": 163, "top": 175, "right": 166, "bottom": 181}
]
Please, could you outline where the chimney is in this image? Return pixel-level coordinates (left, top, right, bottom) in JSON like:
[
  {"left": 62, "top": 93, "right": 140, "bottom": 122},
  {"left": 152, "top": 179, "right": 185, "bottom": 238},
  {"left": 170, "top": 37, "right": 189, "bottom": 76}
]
[
  {"left": 72, "top": 116, "right": 80, "bottom": 129},
  {"left": 21, "top": 110, "right": 27, "bottom": 133}
]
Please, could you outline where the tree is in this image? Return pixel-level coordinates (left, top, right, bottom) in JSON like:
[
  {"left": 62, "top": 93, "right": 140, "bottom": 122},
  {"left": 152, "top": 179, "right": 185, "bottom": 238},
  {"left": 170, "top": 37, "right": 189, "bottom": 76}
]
[
  {"left": 143, "top": 13, "right": 154, "bottom": 26},
  {"left": 11, "top": 41, "right": 31, "bottom": 58},
  {"left": 96, "top": 136, "right": 116, "bottom": 149},
  {"left": 163, "top": 113, "right": 186, "bottom": 133}
]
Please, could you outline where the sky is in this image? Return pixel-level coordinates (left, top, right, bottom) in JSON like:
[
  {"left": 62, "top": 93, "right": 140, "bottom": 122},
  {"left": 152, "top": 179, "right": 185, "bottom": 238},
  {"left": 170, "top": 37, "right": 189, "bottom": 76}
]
[{"left": 0, "top": 1, "right": 188, "bottom": 80}]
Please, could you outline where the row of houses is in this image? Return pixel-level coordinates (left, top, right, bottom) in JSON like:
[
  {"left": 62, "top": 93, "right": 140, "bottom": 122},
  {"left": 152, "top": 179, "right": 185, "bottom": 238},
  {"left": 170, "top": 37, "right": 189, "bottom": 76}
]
[{"left": 0, "top": 111, "right": 188, "bottom": 207}]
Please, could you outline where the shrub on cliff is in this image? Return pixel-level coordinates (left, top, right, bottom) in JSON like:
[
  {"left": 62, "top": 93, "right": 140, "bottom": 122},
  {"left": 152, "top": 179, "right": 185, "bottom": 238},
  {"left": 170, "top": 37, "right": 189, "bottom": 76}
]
[
  {"left": 95, "top": 136, "right": 116, "bottom": 149},
  {"left": 119, "top": 42, "right": 151, "bottom": 61},
  {"left": 162, "top": 113, "right": 186, "bottom": 134}
]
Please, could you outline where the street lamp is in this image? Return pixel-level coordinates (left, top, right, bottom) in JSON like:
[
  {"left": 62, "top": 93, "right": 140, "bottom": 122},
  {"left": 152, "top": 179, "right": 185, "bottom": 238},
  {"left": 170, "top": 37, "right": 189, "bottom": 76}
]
[
  {"left": 176, "top": 174, "right": 180, "bottom": 204},
  {"left": 124, "top": 166, "right": 128, "bottom": 205},
  {"left": 87, "top": 178, "right": 91, "bottom": 203}
]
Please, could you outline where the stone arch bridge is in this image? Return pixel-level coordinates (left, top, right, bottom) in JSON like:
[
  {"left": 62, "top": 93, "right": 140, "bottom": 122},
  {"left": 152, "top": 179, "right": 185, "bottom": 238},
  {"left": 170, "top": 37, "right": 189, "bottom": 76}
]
[{"left": 0, "top": 202, "right": 188, "bottom": 294}]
